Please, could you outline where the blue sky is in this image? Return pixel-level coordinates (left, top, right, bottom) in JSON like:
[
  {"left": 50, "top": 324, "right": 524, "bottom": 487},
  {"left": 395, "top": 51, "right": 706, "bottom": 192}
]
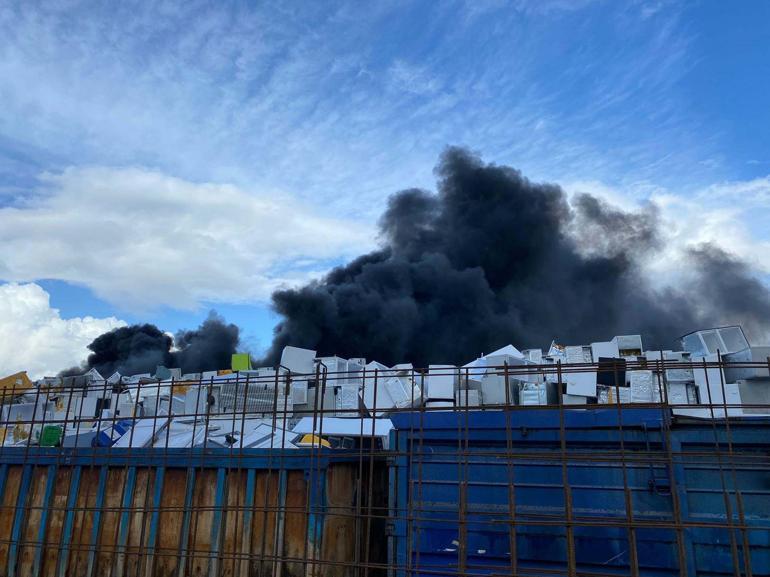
[{"left": 1, "top": 0, "right": 769, "bottom": 376}]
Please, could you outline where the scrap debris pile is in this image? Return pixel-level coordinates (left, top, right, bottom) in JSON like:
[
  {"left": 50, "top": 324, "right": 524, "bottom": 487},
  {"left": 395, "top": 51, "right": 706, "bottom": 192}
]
[{"left": 1, "top": 325, "right": 768, "bottom": 450}]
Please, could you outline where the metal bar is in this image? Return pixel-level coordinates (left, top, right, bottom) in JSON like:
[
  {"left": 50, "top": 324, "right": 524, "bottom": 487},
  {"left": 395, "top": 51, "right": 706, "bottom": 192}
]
[
  {"left": 114, "top": 465, "right": 138, "bottom": 577},
  {"left": 718, "top": 350, "right": 753, "bottom": 577},
  {"left": 86, "top": 465, "right": 110, "bottom": 577},
  {"left": 208, "top": 467, "right": 227, "bottom": 577},
  {"left": 503, "top": 361, "right": 518, "bottom": 575},
  {"left": 143, "top": 466, "right": 165, "bottom": 577},
  {"left": 8, "top": 464, "right": 33, "bottom": 577},
  {"left": 32, "top": 464, "right": 58, "bottom": 576},
  {"left": 556, "top": 360, "right": 576, "bottom": 576},
  {"left": 57, "top": 465, "right": 82, "bottom": 577},
  {"left": 175, "top": 467, "right": 196, "bottom": 577},
  {"left": 273, "top": 467, "right": 288, "bottom": 577},
  {"left": 239, "top": 467, "right": 256, "bottom": 577}
]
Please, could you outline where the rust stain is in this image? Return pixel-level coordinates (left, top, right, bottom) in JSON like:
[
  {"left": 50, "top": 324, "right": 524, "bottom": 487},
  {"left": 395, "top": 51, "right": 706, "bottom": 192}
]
[
  {"left": 96, "top": 467, "right": 127, "bottom": 577},
  {"left": 41, "top": 467, "right": 71, "bottom": 577},
  {"left": 0, "top": 466, "right": 22, "bottom": 571},
  {"left": 154, "top": 467, "right": 187, "bottom": 577},
  {"left": 123, "top": 467, "right": 150, "bottom": 577},
  {"left": 68, "top": 467, "right": 100, "bottom": 577},
  {"left": 188, "top": 468, "right": 217, "bottom": 577},
  {"left": 282, "top": 470, "right": 307, "bottom": 577},
  {"left": 320, "top": 465, "right": 357, "bottom": 577},
  {"left": 250, "top": 472, "right": 278, "bottom": 577},
  {"left": 19, "top": 466, "right": 48, "bottom": 576},
  {"left": 0, "top": 460, "right": 386, "bottom": 577}
]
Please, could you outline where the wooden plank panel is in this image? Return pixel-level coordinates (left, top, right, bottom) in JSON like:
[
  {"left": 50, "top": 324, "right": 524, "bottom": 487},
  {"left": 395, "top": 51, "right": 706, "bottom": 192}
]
[
  {"left": 124, "top": 468, "right": 151, "bottom": 577},
  {"left": 250, "top": 472, "right": 279, "bottom": 577},
  {"left": 18, "top": 466, "right": 48, "bottom": 576},
  {"left": 221, "top": 469, "right": 246, "bottom": 577},
  {"left": 282, "top": 471, "right": 307, "bottom": 577},
  {"left": 67, "top": 467, "right": 100, "bottom": 577},
  {"left": 0, "top": 466, "right": 23, "bottom": 571},
  {"left": 154, "top": 468, "right": 187, "bottom": 577},
  {"left": 188, "top": 468, "right": 217, "bottom": 577},
  {"left": 96, "top": 468, "right": 127, "bottom": 577},
  {"left": 321, "top": 464, "right": 356, "bottom": 577},
  {"left": 41, "top": 467, "right": 71, "bottom": 577}
]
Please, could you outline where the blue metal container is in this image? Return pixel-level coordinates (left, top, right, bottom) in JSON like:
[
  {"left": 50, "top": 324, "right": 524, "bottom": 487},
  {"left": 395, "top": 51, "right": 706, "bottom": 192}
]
[{"left": 389, "top": 408, "right": 770, "bottom": 576}]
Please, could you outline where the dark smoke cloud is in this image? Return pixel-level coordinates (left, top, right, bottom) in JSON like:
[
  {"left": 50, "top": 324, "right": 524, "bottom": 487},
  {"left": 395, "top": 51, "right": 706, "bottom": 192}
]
[
  {"left": 261, "top": 147, "right": 770, "bottom": 366},
  {"left": 61, "top": 311, "right": 241, "bottom": 377},
  {"left": 173, "top": 313, "right": 240, "bottom": 373}
]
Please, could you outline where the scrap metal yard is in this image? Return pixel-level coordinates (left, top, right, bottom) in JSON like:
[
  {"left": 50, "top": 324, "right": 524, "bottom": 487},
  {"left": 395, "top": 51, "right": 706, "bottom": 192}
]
[{"left": 0, "top": 326, "right": 768, "bottom": 576}]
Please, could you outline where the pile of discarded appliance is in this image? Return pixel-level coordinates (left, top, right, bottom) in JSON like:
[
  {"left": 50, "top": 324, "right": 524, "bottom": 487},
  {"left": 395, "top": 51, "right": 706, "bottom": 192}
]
[{"left": 1, "top": 325, "right": 768, "bottom": 449}]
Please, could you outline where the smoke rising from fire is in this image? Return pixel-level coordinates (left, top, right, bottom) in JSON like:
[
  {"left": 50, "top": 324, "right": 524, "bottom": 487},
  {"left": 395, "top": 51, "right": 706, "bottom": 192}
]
[
  {"left": 261, "top": 147, "right": 770, "bottom": 366},
  {"left": 61, "top": 312, "right": 239, "bottom": 376}
]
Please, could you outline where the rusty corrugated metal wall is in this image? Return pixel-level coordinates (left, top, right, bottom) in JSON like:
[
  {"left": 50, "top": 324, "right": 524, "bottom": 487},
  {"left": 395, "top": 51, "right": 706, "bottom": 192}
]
[{"left": 0, "top": 461, "right": 388, "bottom": 577}]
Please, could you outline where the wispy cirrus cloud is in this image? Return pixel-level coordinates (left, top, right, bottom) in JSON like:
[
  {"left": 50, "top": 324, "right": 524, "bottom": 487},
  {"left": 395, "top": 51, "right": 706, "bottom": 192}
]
[
  {"left": 0, "top": 0, "right": 767, "bottom": 326},
  {"left": 0, "top": 1, "right": 718, "bottom": 217}
]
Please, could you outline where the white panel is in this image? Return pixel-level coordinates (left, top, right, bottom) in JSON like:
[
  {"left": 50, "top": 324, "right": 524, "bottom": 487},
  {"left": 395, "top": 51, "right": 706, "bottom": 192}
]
[
  {"left": 384, "top": 377, "right": 414, "bottom": 408},
  {"left": 563, "top": 394, "right": 587, "bottom": 405},
  {"left": 520, "top": 384, "right": 547, "bottom": 406},
  {"left": 184, "top": 386, "right": 208, "bottom": 416},
  {"left": 455, "top": 389, "right": 481, "bottom": 407},
  {"left": 336, "top": 385, "right": 360, "bottom": 415},
  {"left": 487, "top": 344, "right": 525, "bottom": 358},
  {"left": 524, "top": 349, "right": 543, "bottom": 363},
  {"left": 293, "top": 416, "right": 393, "bottom": 438},
  {"left": 565, "top": 372, "right": 597, "bottom": 397},
  {"left": 590, "top": 341, "right": 620, "bottom": 360},
  {"left": 598, "top": 386, "right": 631, "bottom": 404},
  {"left": 612, "top": 335, "right": 643, "bottom": 354},
  {"left": 426, "top": 365, "right": 457, "bottom": 399},
  {"left": 692, "top": 353, "right": 725, "bottom": 406},
  {"left": 280, "top": 346, "right": 317, "bottom": 374},
  {"left": 113, "top": 416, "right": 169, "bottom": 448},
  {"left": 565, "top": 346, "right": 592, "bottom": 364},
  {"left": 629, "top": 370, "right": 654, "bottom": 402},
  {"left": 667, "top": 382, "right": 689, "bottom": 405},
  {"left": 291, "top": 382, "right": 308, "bottom": 404},
  {"left": 480, "top": 375, "right": 507, "bottom": 405},
  {"left": 664, "top": 352, "right": 694, "bottom": 382},
  {"left": 424, "top": 400, "right": 453, "bottom": 410},
  {"left": 391, "top": 363, "right": 414, "bottom": 372}
]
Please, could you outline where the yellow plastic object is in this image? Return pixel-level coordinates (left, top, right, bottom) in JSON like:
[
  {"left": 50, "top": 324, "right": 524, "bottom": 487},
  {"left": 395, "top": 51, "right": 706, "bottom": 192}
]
[
  {"left": 0, "top": 372, "right": 33, "bottom": 399},
  {"left": 296, "top": 434, "right": 331, "bottom": 448},
  {"left": 231, "top": 353, "right": 253, "bottom": 372}
]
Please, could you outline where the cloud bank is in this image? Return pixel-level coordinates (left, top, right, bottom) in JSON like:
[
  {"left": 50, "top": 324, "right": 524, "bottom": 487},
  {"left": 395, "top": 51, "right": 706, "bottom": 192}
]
[
  {"left": 0, "top": 283, "right": 125, "bottom": 379},
  {"left": 0, "top": 167, "right": 373, "bottom": 310}
]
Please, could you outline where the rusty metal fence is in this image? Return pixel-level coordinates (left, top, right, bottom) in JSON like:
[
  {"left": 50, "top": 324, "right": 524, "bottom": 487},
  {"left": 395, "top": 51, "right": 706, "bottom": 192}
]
[{"left": 0, "top": 358, "right": 768, "bottom": 576}]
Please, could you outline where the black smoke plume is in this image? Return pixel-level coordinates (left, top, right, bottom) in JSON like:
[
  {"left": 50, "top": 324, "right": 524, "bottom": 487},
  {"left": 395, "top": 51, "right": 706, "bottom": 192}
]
[
  {"left": 262, "top": 147, "right": 770, "bottom": 366},
  {"left": 61, "top": 311, "right": 240, "bottom": 377}
]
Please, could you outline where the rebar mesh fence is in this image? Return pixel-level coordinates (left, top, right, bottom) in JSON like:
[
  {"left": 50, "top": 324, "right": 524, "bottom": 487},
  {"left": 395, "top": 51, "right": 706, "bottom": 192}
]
[{"left": 0, "top": 358, "right": 768, "bottom": 576}]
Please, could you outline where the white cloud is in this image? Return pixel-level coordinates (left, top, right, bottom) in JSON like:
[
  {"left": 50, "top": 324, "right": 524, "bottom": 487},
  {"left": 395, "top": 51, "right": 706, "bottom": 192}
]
[
  {"left": 0, "top": 283, "right": 125, "bottom": 379},
  {"left": 0, "top": 0, "right": 717, "bottom": 221},
  {"left": 0, "top": 167, "right": 375, "bottom": 310},
  {"left": 564, "top": 176, "right": 770, "bottom": 289}
]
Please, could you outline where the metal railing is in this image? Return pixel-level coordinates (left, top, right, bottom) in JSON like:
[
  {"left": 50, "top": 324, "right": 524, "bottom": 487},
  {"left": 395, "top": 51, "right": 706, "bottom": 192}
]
[{"left": 0, "top": 358, "right": 767, "bottom": 576}]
